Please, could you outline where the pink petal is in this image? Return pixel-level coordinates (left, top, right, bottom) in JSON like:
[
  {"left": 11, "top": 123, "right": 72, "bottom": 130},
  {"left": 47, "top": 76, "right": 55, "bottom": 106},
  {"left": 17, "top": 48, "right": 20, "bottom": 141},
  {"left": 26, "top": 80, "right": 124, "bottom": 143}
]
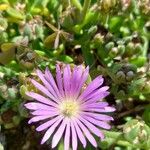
[
  {"left": 36, "top": 69, "right": 59, "bottom": 99},
  {"left": 81, "top": 93, "right": 109, "bottom": 105},
  {"left": 51, "top": 118, "right": 68, "bottom": 148},
  {"left": 82, "top": 112, "right": 114, "bottom": 121},
  {"left": 70, "top": 122, "right": 78, "bottom": 150},
  {"left": 84, "top": 92, "right": 109, "bottom": 104},
  {"left": 79, "top": 117, "right": 104, "bottom": 139},
  {"left": 82, "top": 115, "right": 111, "bottom": 129},
  {"left": 82, "top": 106, "right": 116, "bottom": 113},
  {"left": 26, "top": 92, "right": 58, "bottom": 107},
  {"left": 56, "top": 64, "right": 64, "bottom": 97},
  {"left": 36, "top": 115, "right": 64, "bottom": 131},
  {"left": 75, "top": 66, "right": 89, "bottom": 98},
  {"left": 79, "top": 76, "right": 104, "bottom": 100},
  {"left": 45, "top": 67, "right": 62, "bottom": 99},
  {"left": 70, "top": 65, "right": 83, "bottom": 98},
  {"left": 76, "top": 119, "right": 97, "bottom": 147},
  {"left": 41, "top": 118, "right": 62, "bottom": 144},
  {"left": 81, "top": 102, "right": 109, "bottom": 109},
  {"left": 63, "top": 65, "right": 71, "bottom": 96},
  {"left": 64, "top": 121, "right": 70, "bottom": 150},
  {"left": 28, "top": 115, "right": 52, "bottom": 124},
  {"left": 24, "top": 102, "right": 54, "bottom": 110},
  {"left": 31, "top": 110, "right": 58, "bottom": 116},
  {"left": 81, "top": 86, "right": 109, "bottom": 103},
  {"left": 72, "top": 120, "right": 87, "bottom": 148},
  {"left": 31, "top": 79, "right": 59, "bottom": 103}
]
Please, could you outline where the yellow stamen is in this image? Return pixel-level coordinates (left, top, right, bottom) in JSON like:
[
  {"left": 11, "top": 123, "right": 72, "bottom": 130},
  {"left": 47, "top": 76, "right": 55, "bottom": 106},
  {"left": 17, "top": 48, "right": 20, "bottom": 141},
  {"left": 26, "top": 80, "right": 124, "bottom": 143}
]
[{"left": 59, "top": 100, "right": 79, "bottom": 118}]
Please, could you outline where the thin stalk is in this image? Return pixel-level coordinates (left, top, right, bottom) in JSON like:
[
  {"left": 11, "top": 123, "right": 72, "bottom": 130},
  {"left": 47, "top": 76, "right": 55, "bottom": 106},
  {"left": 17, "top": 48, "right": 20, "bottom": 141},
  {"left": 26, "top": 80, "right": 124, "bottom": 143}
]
[
  {"left": 142, "top": 36, "right": 149, "bottom": 57},
  {"left": 81, "top": 0, "right": 91, "bottom": 22}
]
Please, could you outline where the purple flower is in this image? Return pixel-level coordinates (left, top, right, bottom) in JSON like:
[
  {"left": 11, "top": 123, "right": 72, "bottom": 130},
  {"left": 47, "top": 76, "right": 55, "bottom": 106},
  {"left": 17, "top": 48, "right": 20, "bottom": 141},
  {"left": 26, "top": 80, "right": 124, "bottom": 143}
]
[{"left": 24, "top": 64, "right": 115, "bottom": 150}]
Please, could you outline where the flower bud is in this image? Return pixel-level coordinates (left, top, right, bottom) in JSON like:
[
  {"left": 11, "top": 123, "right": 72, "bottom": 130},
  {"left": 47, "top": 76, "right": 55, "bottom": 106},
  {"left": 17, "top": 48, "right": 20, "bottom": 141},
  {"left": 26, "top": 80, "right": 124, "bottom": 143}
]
[
  {"left": 109, "top": 47, "right": 118, "bottom": 58},
  {"left": 134, "top": 43, "right": 142, "bottom": 54},
  {"left": 116, "top": 71, "right": 126, "bottom": 81},
  {"left": 93, "top": 33, "right": 104, "bottom": 45},
  {"left": 88, "top": 26, "right": 98, "bottom": 36},
  {"left": 126, "top": 71, "right": 134, "bottom": 81},
  {"left": 125, "top": 42, "right": 134, "bottom": 56},
  {"left": 105, "top": 42, "right": 115, "bottom": 50},
  {"left": 118, "top": 45, "right": 125, "bottom": 55},
  {"left": 120, "top": 26, "right": 130, "bottom": 36}
]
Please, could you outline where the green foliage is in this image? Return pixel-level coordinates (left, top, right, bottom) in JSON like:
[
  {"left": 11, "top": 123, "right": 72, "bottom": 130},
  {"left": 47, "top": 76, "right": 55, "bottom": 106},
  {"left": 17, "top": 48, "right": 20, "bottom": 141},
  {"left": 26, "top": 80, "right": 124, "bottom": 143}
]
[{"left": 0, "top": 0, "right": 150, "bottom": 149}]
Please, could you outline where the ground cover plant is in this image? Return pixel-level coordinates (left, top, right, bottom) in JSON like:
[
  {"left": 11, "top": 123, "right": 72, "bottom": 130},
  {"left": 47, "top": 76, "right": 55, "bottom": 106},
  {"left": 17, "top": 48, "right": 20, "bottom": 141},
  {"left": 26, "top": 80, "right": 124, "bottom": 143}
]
[{"left": 0, "top": 0, "right": 150, "bottom": 150}]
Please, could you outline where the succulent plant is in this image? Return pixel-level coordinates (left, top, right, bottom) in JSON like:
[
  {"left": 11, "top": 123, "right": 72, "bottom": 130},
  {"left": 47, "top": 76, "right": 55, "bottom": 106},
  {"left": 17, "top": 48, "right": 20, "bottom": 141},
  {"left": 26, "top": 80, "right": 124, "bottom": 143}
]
[{"left": 0, "top": 0, "right": 150, "bottom": 149}]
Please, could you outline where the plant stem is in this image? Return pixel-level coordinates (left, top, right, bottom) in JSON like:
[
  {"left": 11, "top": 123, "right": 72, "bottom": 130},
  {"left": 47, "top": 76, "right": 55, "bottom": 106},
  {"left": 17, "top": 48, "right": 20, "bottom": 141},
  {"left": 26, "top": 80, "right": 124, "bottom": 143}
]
[
  {"left": 81, "top": 0, "right": 91, "bottom": 22},
  {"left": 142, "top": 36, "right": 148, "bottom": 57},
  {"left": 71, "top": 0, "right": 82, "bottom": 11},
  {"left": 117, "top": 104, "right": 149, "bottom": 119}
]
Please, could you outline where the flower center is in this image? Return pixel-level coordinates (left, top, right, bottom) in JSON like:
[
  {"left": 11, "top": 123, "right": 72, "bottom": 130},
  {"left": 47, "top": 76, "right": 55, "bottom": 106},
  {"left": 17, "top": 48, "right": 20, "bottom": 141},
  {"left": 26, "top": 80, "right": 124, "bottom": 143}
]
[{"left": 59, "top": 100, "right": 79, "bottom": 118}]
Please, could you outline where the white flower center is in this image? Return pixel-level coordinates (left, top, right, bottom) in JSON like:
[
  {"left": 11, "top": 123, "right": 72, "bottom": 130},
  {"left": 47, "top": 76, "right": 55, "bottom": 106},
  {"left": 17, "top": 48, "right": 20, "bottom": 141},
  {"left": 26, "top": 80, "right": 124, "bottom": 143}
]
[{"left": 59, "top": 100, "right": 80, "bottom": 118}]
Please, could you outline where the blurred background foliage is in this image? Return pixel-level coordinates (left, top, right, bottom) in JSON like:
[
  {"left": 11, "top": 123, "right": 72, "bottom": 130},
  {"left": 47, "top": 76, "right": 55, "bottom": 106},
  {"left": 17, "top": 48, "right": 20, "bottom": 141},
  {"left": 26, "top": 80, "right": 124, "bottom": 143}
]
[{"left": 0, "top": 0, "right": 150, "bottom": 149}]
